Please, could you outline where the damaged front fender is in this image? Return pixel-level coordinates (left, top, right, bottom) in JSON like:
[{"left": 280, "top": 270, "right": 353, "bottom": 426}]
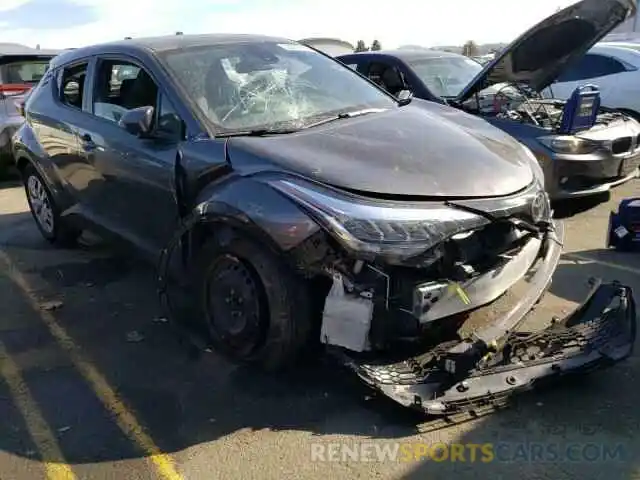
[{"left": 193, "top": 177, "right": 321, "bottom": 252}]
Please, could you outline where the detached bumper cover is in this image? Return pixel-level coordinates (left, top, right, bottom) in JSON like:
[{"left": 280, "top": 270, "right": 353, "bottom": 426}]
[
  {"left": 340, "top": 280, "right": 636, "bottom": 415},
  {"left": 334, "top": 219, "right": 635, "bottom": 415}
]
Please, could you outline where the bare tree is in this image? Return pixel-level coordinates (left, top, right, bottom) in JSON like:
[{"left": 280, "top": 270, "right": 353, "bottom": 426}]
[
  {"left": 355, "top": 40, "right": 369, "bottom": 52},
  {"left": 371, "top": 39, "right": 382, "bottom": 51}
]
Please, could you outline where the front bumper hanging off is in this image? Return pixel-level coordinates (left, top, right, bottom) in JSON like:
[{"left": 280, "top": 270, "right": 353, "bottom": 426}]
[{"left": 338, "top": 278, "right": 636, "bottom": 416}]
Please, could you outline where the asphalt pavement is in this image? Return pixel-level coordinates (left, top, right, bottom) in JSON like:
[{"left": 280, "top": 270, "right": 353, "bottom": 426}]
[{"left": 1, "top": 177, "right": 640, "bottom": 480}]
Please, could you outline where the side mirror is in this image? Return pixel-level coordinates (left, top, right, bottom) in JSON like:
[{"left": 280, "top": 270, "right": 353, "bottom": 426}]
[
  {"left": 397, "top": 89, "right": 414, "bottom": 105},
  {"left": 118, "top": 106, "right": 154, "bottom": 137}
]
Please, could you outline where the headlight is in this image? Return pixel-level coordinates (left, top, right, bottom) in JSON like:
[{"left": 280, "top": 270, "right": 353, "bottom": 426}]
[
  {"left": 538, "top": 135, "right": 599, "bottom": 155},
  {"left": 269, "top": 178, "right": 490, "bottom": 262}
]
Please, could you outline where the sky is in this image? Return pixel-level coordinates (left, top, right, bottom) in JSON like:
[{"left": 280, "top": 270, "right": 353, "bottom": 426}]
[{"left": 1, "top": 0, "right": 580, "bottom": 50}]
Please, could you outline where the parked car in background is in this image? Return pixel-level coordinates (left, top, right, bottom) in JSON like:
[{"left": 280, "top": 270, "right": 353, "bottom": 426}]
[
  {"left": 11, "top": 33, "right": 636, "bottom": 416},
  {"left": 0, "top": 43, "right": 60, "bottom": 177},
  {"left": 550, "top": 42, "right": 640, "bottom": 119},
  {"left": 471, "top": 53, "right": 495, "bottom": 65},
  {"left": 338, "top": 0, "right": 640, "bottom": 200}
]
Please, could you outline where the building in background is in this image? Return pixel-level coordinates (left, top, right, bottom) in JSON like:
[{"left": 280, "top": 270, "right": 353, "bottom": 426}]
[{"left": 297, "top": 38, "right": 354, "bottom": 56}]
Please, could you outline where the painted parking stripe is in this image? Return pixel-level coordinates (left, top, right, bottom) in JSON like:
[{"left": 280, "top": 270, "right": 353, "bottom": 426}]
[
  {"left": 0, "top": 251, "right": 184, "bottom": 480},
  {"left": 0, "top": 340, "right": 76, "bottom": 480},
  {"left": 563, "top": 252, "right": 640, "bottom": 276}
]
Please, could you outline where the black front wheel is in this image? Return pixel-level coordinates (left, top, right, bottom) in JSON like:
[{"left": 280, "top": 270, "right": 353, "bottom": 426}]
[{"left": 192, "top": 234, "right": 314, "bottom": 371}]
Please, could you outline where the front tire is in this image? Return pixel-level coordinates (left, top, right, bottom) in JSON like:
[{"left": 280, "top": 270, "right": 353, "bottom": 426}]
[
  {"left": 22, "top": 163, "right": 80, "bottom": 247},
  {"left": 192, "top": 233, "right": 314, "bottom": 371}
]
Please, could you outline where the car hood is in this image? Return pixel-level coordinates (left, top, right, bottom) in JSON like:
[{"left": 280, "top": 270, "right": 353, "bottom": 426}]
[
  {"left": 226, "top": 101, "right": 535, "bottom": 198},
  {"left": 455, "top": 0, "right": 637, "bottom": 103}
]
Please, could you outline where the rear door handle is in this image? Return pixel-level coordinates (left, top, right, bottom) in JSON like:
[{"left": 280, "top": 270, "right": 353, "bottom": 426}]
[{"left": 80, "top": 133, "right": 96, "bottom": 151}]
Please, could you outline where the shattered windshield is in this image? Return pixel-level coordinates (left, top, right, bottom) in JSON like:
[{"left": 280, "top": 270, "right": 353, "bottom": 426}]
[
  {"left": 407, "top": 56, "right": 483, "bottom": 98},
  {"left": 161, "top": 41, "right": 395, "bottom": 132}
]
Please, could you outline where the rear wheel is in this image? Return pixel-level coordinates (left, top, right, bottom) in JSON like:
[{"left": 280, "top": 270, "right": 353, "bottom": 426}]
[
  {"left": 192, "top": 233, "right": 315, "bottom": 371},
  {"left": 22, "top": 163, "right": 80, "bottom": 247}
]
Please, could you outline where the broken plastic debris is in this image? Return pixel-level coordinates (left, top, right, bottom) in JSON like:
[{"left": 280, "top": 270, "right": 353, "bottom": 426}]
[
  {"left": 152, "top": 316, "right": 168, "bottom": 323},
  {"left": 39, "top": 300, "right": 63, "bottom": 311},
  {"left": 614, "top": 225, "right": 629, "bottom": 238},
  {"left": 126, "top": 330, "right": 145, "bottom": 343},
  {"left": 57, "top": 426, "right": 71, "bottom": 433}
]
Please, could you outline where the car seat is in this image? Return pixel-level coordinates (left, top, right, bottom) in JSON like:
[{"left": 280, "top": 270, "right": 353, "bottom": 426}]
[
  {"left": 381, "top": 68, "right": 406, "bottom": 96},
  {"left": 122, "top": 70, "right": 157, "bottom": 109}
]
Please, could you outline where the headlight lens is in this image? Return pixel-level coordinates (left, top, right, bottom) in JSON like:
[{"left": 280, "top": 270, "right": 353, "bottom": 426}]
[
  {"left": 538, "top": 135, "right": 599, "bottom": 155},
  {"left": 269, "top": 178, "right": 490, "bottom": 261}
]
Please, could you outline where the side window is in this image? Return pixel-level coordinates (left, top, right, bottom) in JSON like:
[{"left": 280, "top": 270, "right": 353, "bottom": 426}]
[
  {"left": 366, "top": 62, "right": 389, "bottom": 87},
  {"left": 157, "top": 94, "right": 184, "bottom": 140},
  {"left": 60, "top": 63, "right": 88, "bottom": 109},
  {"left": 365, "top": 62, "right": 406, "bottom": 96},
  {"left": 345, "top": 63, "right": 358, "bottom": 70},
  {"left": 558, "top": 54, "right": 627, "bottom": 82},
  {"left": 91, "top": 59, "right": 158, "bottom": 124}
]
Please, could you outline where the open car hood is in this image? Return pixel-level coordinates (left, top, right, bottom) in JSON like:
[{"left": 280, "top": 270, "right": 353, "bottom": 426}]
[{"left": 455, "top": 0, "right": 636, "bottom": 103}]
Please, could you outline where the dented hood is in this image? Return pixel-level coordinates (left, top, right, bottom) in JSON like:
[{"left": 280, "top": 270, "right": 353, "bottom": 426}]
[
  {"left": 456, "top": 0, "right": 636, "bottom": 103},
  {"left": 226, "top": 101, "right": 535, "bottom": 198}
]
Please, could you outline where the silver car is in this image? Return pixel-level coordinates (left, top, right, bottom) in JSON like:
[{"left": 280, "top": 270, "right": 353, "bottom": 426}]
[{"left": 0, "top": 43, "right": 60, "bottom": 177}]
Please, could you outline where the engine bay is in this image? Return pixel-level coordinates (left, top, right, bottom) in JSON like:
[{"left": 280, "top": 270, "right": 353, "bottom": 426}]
[{"left": 459, "top": 83, "right": 627, "bottom": 132}]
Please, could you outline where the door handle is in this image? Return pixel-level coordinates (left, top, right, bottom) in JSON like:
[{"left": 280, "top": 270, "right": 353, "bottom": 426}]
[{"left": 80, "top": 133, "right": 96, "bottom": 151}]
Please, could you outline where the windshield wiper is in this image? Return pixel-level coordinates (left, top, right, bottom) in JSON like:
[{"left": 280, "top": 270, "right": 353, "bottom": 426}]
[
  {"left": 304, "top": 108, "right": 387, "bottom": 129},
  {"left": 215, "top": 128, "right": 300, "bottom": 138}
]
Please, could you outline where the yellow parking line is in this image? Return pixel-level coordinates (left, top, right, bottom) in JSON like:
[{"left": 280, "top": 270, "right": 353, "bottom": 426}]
[
  {"left": 0, "top": 251, "right": 184, "bottom": 480},
  {"left": 563, "top": 252, "right": 640, "bottom": 276},
  {"left": 0, "top": 341, "right": 76, "bottom": 480}
]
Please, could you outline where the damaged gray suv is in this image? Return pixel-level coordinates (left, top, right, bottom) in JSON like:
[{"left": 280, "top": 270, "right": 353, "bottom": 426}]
[{"left": 13, "top": 34, "right": 636, "bottom": 416}]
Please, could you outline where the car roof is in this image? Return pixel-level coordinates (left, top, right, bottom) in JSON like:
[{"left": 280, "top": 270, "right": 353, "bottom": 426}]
[
  {"left": 339, "top": 49, "right": 465, "bottom": 61},
  {"left": 50, "top": 33, "right": 295, "bottom": 67}
]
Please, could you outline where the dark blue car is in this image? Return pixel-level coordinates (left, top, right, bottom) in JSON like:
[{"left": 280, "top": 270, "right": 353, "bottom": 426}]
[{"left": 338, "top": 0, "right": 640, "bottom": 200}]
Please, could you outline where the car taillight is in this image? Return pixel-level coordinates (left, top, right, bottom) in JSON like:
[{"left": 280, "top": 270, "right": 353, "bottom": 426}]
[{"left": 0, "top": 83, "right": 31, "bottom": 97}]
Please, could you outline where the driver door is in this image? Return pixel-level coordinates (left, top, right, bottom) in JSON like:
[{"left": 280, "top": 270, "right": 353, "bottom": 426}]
[{"left": 79, "top": 56, "right": 185, "bottom": 256}]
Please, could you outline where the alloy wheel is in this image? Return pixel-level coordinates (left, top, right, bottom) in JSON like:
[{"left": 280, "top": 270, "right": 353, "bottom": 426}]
[{"left": 26, "top": 174, "right": 55, "bottom": 234}]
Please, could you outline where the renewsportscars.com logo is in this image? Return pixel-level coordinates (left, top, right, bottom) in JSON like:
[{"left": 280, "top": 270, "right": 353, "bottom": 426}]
[{"left": 310, "top": 442, "right": 626, "bottom": 464}]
